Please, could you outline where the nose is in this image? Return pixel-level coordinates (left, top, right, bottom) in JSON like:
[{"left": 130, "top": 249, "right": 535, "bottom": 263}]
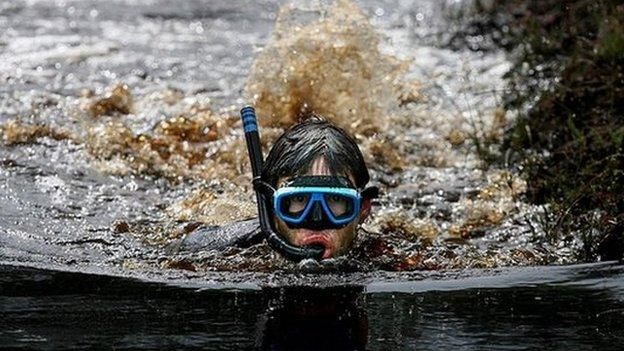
[{"left": 311, "top": 201, "right": 323, "bottom": 222}]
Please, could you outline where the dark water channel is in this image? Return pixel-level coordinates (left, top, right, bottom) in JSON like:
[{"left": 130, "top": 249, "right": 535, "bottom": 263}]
[{"left": 2, "top": 262, "right": 624, "bottom": 350}]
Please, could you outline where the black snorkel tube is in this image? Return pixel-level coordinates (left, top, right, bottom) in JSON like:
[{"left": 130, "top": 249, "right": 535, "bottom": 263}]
[{"left": 240, "top": 106, "right": 324, "bottom": 261}]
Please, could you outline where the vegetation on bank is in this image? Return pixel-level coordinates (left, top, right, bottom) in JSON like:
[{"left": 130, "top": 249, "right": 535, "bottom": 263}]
[{"left": 452, "top": 0, "right": 623, "bottom": 260}]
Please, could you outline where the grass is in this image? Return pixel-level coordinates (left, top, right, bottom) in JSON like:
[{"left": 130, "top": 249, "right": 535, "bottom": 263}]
[{"left": 451, "top": 0, "right": 624, "bottom": 260}]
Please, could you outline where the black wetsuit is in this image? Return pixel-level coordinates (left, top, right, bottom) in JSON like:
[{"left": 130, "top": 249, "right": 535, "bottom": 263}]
[{"left": 170, "top": 218, "right": 264, "bottom": 253}]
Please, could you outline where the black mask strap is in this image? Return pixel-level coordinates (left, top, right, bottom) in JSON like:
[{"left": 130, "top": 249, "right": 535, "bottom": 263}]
[
  {"left": 360, "top": 186, "right": 379, "bottom": 200},
  {"left": 253, "top": 177, "right": 276, "bottom": 197}
]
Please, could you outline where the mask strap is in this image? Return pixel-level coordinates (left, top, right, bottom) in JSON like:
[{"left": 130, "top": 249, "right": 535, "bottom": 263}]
[
  {"left": 360, "top": 186, "right": 379, "bottom": 199},
  {"left": 252, "top": 177, "right": 276, "bottom": 196}
]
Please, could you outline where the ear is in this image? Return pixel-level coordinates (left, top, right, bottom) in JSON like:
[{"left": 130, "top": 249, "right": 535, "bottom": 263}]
[{"left": 359, "top": 198, "right": 372, "bottom": 223}]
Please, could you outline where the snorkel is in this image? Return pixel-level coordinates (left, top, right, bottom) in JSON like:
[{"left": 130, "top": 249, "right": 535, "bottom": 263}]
[{"left": 240, "top": 106, "right": 324, "bottom": 261}]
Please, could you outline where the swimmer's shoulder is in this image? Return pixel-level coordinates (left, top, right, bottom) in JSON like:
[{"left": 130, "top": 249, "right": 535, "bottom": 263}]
[{"left": 168, "top": 218, "right": 263, "bottom": 254}]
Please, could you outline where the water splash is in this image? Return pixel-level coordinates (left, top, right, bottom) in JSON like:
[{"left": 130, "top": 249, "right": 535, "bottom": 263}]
[
  {"left": 0, "top": 0, "right": 586, "bottom": 274},
  {"left": 246, "top": 0, "right": 411, "bottom": 134},
  {"left": 245, "top": 0, "right": 419, "bottom": 170}
]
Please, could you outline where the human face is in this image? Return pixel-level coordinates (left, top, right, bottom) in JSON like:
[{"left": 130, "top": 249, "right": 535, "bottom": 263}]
[{"left": 274, "top": 157, "right": 371, "bottom": 259}]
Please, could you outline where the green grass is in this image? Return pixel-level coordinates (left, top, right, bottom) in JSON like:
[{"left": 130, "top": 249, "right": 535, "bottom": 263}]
[{"left": 460, "top": 0, "right": 624, "bottom": 260}]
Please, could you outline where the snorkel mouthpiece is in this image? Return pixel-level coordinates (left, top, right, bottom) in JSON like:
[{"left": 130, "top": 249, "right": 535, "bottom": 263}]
[{"left": 240, "top": 106, "right": 324, "bottom": 261}]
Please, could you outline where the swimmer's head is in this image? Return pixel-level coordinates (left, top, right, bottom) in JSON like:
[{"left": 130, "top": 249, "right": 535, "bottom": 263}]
[{"left": 262, "top": 115, "right": 375, "bottom": 259}]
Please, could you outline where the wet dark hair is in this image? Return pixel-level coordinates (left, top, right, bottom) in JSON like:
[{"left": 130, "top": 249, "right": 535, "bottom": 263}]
[{"left": 262, "top": 116, "right": 370, "bottom": 189}]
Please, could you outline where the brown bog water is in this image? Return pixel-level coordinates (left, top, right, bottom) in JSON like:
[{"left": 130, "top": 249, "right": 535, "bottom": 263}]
[{"left": 0, "top": 0, "right": 622, "bottom": 349}]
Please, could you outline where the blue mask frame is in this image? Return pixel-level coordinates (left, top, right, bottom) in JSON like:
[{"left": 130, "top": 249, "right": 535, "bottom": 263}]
[{"left": 273, "top": 186, "right": 362, "bottom": 227}]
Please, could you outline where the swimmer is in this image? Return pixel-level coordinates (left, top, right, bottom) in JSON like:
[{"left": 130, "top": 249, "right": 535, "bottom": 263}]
[{"left": 174, "top": 107, "right": 377, "bottom": 261}]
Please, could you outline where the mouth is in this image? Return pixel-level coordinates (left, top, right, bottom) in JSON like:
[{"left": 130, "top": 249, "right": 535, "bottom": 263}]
[{"left": 301, "top": 234, "right": 333, "bottom": 259}]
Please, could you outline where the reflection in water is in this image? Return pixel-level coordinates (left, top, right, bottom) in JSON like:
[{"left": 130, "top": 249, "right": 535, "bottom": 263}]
[
  {"left": 258, "top": 287, "right": 368, "bottom": 350},
  {"left": 2, "top": 263, "right": 624, "bottom": 350},
  {"left": 368, "top": 288, "right": 624, "bottom": 349}
]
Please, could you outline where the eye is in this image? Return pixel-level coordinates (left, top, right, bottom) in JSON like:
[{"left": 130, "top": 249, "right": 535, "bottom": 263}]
[
  {"left": 284, "top": 194, "right": 309, "bottom": 214},
  {"left": 326, "top": 194, "right": 349, "bottom": 216}
]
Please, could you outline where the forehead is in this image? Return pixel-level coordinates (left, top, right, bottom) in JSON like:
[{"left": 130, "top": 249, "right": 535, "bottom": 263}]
[
  {"left": 309, "top": 157, "right": 332, "bottom": 175},
  {"left": 277, "top": 156, "right": 356, "bottom": 187},
  {"left": 283, "top": 175, "right": 355, "bottom": 188}
]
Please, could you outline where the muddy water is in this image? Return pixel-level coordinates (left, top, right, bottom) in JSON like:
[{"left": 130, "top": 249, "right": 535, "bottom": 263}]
[
  {"left": 0, "top": 0, "right": 618, "bottom": 348},
  {"left": 2, "top": 262, "right": 624, "bottom": 349},
  {"left": 1, "top": 0, "right": 581, "bottom": 273}
]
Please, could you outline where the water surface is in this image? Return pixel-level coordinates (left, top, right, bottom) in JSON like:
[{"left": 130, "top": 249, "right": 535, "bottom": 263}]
[{"left": 2, "top": 262, "right": 623, "bottom": 350}]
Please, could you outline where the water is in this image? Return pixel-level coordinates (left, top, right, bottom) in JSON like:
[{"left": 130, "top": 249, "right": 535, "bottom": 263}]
[
  {"left": 2, "top": 262, "right": 623, "bottom": 349},
  {"left": 1, "top": 0, "right": 580, "bottom": 273},
  {"left": 1, "top": 0, "right": 619, "bottom": 348}
]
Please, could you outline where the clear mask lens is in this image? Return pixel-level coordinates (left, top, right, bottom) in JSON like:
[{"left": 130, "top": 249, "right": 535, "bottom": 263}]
[
  {"left": 281, "top": 193, "right": 311, "bottom": 216},
  {"left": 323, "top": 193, "right": 354, "bottom": 218}
]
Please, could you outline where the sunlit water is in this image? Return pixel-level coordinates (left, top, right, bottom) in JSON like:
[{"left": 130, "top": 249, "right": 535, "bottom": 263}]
[{"left": 1, "top": 0, "right": 618, "bottom": 349}]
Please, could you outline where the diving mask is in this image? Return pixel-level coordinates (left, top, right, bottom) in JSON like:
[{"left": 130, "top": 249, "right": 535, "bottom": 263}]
[{"left": 273, "top": 176, "right": 362, "bottom": 230}]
